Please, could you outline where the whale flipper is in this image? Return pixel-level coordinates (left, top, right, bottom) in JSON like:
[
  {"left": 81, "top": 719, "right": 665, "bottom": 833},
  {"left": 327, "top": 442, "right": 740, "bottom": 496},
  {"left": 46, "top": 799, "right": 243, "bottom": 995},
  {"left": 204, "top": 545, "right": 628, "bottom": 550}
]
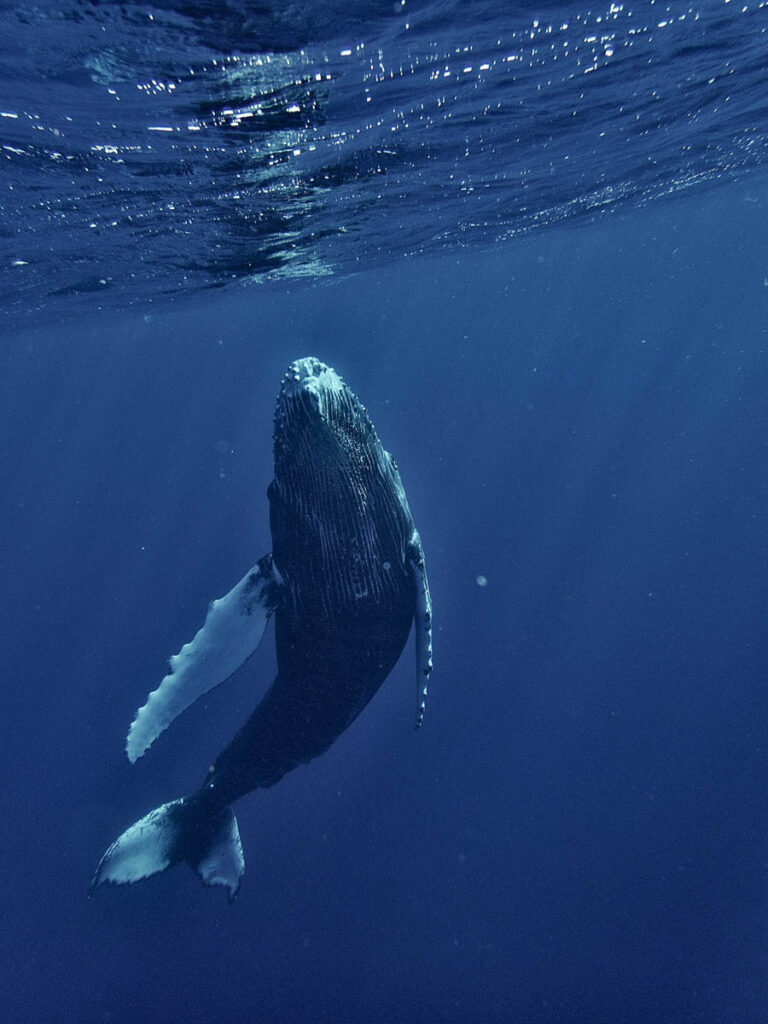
[
  {"left": 126, "top": 554, "right": 283, "bottom": 763},
  {"left": 89, "top": 798, "right": 244, "bottom": 901},
  {"left": 409, "top": 531, "right": 433, "bottom": 729}
]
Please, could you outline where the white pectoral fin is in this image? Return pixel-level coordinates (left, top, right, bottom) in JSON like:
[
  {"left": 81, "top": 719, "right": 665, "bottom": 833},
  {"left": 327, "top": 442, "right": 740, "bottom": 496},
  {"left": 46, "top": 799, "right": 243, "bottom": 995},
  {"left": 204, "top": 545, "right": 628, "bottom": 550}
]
[
  {"left": 408, "top": 531, "right": 433, "bottom": 729},
  {"left": 126, "top": 554, "right": 282, "bottom": 763}
]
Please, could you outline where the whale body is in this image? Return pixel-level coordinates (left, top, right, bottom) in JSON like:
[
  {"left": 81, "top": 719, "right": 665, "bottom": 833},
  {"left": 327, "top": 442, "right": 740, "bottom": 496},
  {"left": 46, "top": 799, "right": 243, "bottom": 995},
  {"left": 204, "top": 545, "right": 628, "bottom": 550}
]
[{"left": 91, "top": 357, "right": 433, "bottom": 899}]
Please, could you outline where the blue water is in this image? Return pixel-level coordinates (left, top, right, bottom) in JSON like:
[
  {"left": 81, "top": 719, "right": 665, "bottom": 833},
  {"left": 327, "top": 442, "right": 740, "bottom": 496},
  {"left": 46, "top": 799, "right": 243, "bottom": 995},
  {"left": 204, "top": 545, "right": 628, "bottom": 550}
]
[
  {"left": 3, "top": 2, "right": 768, "bottom": 1023},
  {"left": 3, "top": 0, "right": 768, "bottom": 323}
]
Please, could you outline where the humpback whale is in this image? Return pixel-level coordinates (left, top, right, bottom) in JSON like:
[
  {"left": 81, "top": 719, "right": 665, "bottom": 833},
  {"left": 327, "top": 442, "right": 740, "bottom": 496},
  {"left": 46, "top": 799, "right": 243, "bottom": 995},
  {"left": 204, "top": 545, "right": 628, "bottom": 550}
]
[{"left": 91, "top": 357, "right": 433, "bottom": 899}]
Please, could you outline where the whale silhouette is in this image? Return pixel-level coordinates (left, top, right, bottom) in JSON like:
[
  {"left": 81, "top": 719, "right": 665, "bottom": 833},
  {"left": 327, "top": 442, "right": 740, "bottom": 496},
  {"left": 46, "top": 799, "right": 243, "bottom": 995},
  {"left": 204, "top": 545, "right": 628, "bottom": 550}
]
[{"left": 91, "top": 356, "right": 433, "bottom": 899}]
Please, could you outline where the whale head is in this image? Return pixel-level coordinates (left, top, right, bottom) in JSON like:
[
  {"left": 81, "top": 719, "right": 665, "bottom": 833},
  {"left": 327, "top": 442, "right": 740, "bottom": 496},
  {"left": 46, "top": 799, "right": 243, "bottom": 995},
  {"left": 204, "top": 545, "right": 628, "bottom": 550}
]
[
  {"left": 269, "top": 355, "right": 418, "bottom": 624},
  {"left": 269, "top": 356, "right": 413, "bottom": 597},
  {"left": 272, "top": 356, "right": 379, "bottom": 485}
]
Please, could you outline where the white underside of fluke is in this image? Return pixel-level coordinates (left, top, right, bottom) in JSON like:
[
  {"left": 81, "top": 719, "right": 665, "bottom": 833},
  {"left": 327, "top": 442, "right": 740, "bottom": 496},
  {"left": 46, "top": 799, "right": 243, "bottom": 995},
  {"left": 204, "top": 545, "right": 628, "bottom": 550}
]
[
  {"left": 126, "top": 556, "right": 280, "bottom": 762},
  {"left": 92, "top": 799, "right": 184, "bottom": 886},
  {"left": 90, "top": 799, "right": 245, "bottom": 900},
  {"left": 196, "top": 812, "right": 245, "bottom": 899}
]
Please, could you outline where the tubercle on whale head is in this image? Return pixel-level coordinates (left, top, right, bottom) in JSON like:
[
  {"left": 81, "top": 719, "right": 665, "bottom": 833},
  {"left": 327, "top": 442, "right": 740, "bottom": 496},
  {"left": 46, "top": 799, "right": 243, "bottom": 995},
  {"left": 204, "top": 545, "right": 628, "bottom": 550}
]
[
  {"left": 272, "top": 356, "right": 375, "bottom": 456},
  {"left": 276, "top": 357, "right": 345, "bottom": 409}
]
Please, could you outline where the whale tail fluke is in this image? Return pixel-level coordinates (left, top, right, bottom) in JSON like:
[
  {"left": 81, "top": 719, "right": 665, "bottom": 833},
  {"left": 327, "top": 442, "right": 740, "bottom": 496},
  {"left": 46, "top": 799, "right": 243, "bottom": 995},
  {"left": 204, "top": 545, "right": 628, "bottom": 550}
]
[{"left": 89, "top": 797, "right": 244, "bottom": 901}]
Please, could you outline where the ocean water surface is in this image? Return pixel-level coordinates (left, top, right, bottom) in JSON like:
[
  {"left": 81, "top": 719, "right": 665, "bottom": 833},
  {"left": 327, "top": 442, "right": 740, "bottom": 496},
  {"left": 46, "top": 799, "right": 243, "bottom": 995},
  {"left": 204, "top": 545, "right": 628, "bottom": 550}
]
[
  {"left": 3, "top": 0, "right": 768, "bottom": 323},
  {"left": 2, "top": 2, "right": 768, "bottom": 1022}
]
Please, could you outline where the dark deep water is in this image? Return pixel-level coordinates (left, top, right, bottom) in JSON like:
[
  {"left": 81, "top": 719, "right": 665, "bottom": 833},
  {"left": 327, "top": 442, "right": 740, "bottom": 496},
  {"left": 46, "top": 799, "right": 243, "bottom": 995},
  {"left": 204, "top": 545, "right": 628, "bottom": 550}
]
[{"left": 3, "top": 180, "right": 768, "bottom": 1023}]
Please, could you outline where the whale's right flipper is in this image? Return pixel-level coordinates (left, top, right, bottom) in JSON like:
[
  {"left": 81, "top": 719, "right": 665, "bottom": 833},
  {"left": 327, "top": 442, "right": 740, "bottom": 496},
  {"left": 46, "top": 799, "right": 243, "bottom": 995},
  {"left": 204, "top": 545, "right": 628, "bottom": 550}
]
[
  {"left": 408, "top": 531, "right": 433, "bottom": 730},
  {"left": 126, "top": 554, "right": 283, "bottom": 763},
  {"left": 89, "top": 797, "right": 245, "bottom": 901}
]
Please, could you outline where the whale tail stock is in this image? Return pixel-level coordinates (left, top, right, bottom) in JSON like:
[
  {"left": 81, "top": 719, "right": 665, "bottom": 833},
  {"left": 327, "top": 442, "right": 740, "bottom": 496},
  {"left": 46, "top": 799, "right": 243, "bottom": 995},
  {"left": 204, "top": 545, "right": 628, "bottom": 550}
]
[{"left": 89, "top": 795, "right": 244, "bottom": 901}]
